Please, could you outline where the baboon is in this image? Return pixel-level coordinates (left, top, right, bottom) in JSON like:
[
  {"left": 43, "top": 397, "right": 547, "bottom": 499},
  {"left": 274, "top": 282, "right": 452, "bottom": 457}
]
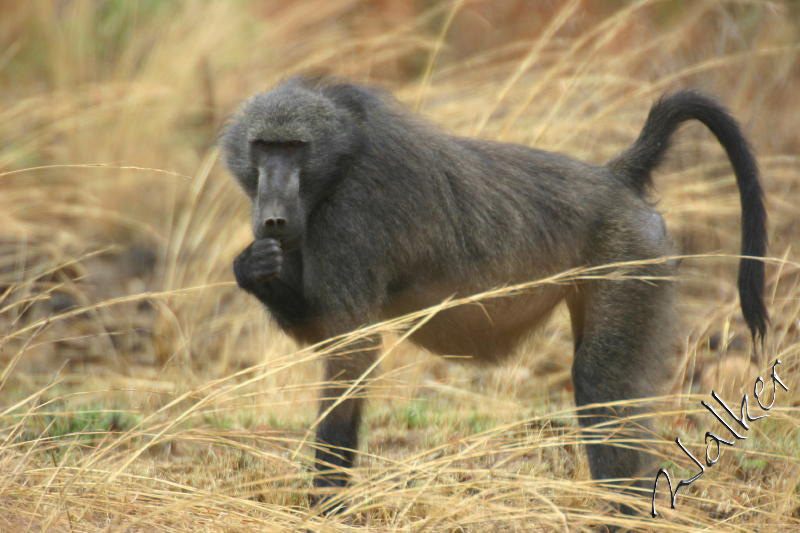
[{"left": 221, "top": 78, "right": 766, "bottom": 511}]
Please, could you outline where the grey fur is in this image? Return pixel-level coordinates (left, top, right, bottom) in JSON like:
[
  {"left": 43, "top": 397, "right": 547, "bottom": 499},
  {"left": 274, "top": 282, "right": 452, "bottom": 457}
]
[{"left": 221, "top": 78, "right": 767, "bottom": 513}]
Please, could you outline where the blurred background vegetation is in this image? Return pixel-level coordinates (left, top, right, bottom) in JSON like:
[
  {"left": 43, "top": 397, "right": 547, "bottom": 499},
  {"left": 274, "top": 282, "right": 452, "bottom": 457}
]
[{"left": 0, "top": 1, "right": 798, "bottom": 531}]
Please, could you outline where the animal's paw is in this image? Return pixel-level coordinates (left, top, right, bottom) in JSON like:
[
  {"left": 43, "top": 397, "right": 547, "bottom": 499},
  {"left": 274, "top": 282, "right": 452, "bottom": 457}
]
[
  {"left": 233, "top": 238, "right": 283, "bottom": 288},
  {"left": 309, "top": 473, "right": 350, "bottom": 515}
]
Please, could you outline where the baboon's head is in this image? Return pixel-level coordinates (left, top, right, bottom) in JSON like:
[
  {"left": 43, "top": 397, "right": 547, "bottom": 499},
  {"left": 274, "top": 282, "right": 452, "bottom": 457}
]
[{"left": 221, "top": 78, "right": 360, "bottom": 250}]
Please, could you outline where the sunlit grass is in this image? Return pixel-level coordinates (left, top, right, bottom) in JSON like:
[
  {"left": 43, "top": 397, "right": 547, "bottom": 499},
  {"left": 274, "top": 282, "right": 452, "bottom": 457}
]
[{"left": 1, "top": 0, "right": 798, "bottom": 531}]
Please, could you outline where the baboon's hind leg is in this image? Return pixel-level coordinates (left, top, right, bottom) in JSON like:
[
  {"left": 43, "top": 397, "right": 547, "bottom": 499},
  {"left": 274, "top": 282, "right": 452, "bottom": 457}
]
[{"left": 570, "top": 266, "right": 678, "bottom": 504}]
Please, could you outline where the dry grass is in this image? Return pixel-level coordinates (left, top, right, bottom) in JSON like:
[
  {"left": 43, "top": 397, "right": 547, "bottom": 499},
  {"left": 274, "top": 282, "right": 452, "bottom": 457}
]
[{"left": 1, "top": 1, "right": 798, "bottom": 531}]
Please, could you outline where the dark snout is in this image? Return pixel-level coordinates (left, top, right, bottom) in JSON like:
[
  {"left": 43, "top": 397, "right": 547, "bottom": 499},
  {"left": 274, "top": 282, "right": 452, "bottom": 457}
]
[
  {"left": 252, "top": 148, "right": 305, "bottom": 249},
  {"left": 253, "top": 203, "right": 298, "bottom": 242},
  {"left": 262, "top": 214, "right": 287, "bottom": 233}
]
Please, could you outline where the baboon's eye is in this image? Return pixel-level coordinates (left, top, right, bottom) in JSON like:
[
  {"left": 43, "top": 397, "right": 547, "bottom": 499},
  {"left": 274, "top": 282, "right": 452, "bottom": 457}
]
[
  {"left": 251, "top": 139, "right": 308, "bottom": 153},
  {"left": 251, "top": 140, "right": 308, "bottom": 169}
]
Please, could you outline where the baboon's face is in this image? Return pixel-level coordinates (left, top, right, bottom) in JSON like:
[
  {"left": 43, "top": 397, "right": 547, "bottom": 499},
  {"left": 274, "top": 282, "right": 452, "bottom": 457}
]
[
  {"left": 247, "top": 139, "right": 307, "bottom": 251},
  {"left": 222, "top": 82, "right": 358, "bottom": 251}
]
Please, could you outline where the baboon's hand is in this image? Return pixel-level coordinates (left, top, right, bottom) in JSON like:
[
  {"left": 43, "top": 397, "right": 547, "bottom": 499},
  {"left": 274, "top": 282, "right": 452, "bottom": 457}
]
[{"left": 234, "top": 238, "right": 283, "bottom": 289}]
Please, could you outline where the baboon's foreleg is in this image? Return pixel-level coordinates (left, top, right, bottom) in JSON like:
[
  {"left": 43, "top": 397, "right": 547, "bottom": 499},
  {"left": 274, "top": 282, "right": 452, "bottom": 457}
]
[{"left": 311, "top": 335, "right": 379, "bottom": 508}]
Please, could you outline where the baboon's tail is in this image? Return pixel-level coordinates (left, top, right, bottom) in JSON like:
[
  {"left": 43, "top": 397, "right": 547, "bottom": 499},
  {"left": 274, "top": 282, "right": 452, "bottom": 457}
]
[{"left": 607, "top": 90, "right": 767, "bottom": 341}]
